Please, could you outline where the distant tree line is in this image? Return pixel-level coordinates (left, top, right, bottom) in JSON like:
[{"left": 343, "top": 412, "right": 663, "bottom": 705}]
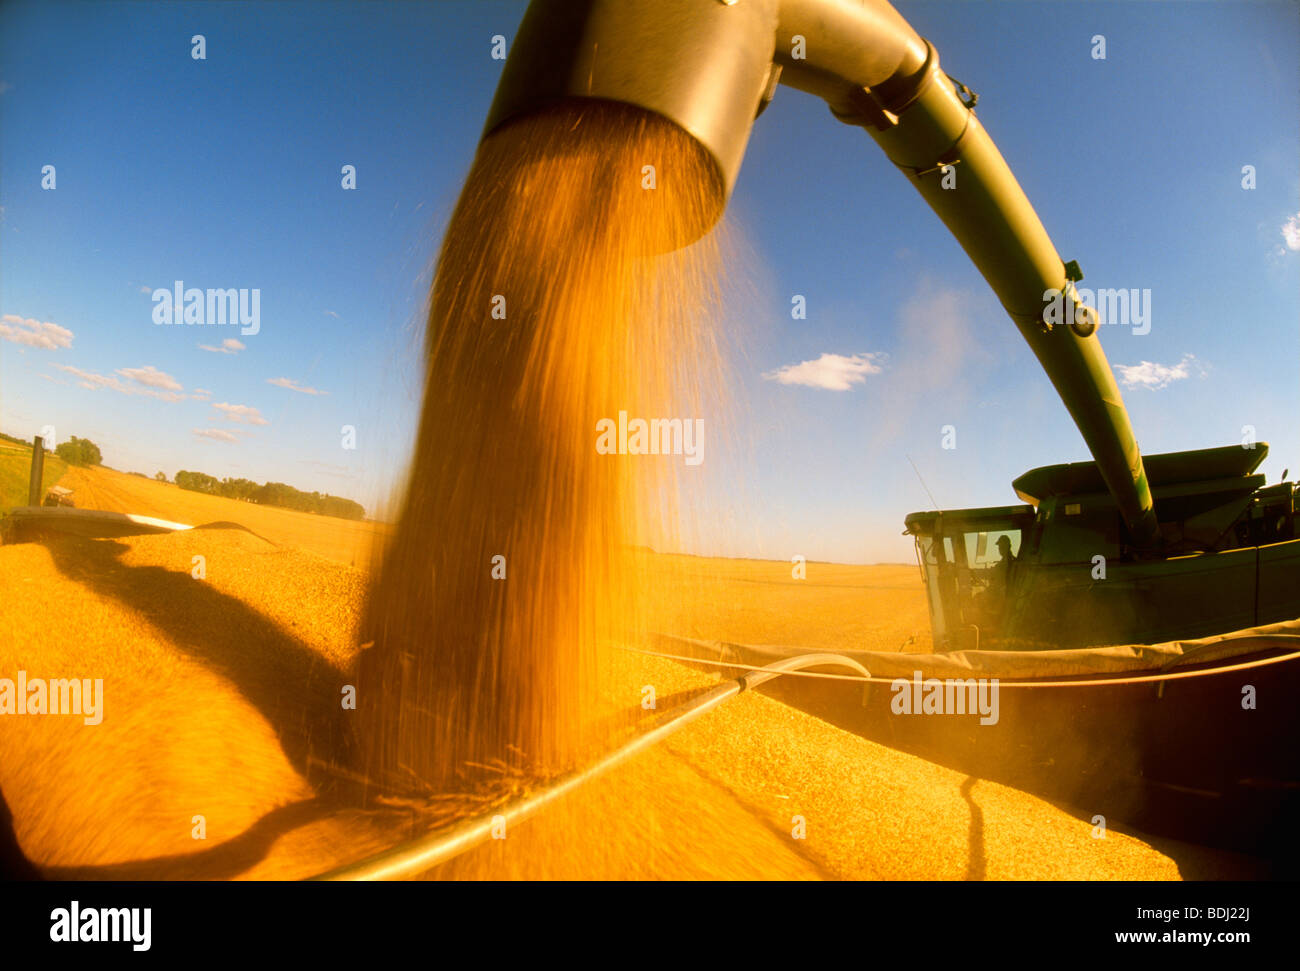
[
  {"left": 55, "top": 436, "right": 103, "bottom": 467},
  {"left": 1, "top": 431, "right": 103, "bottom": 465},
  {"left": 174, "top": 470, "right": 365, "bottom": 520}
]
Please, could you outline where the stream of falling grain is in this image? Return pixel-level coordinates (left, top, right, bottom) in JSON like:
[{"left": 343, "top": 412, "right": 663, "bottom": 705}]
[{"left": 353, "top": 101, "right": 730, "bottom": 804}]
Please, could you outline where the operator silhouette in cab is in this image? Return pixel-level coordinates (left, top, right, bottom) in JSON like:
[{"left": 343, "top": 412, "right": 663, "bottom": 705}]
[{"left": 993, "top": 535, "right": 1017, "bottom": 598}]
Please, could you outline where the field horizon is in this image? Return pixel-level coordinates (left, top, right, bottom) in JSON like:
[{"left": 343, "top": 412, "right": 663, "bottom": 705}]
[{"left": 1, "top": 449, "right": 917, "bottom": 568}]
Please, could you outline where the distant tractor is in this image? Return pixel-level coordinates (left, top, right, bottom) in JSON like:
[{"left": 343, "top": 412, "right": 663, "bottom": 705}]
[{"left": 43, "top": 485, "right": 75, "bottom": 508}]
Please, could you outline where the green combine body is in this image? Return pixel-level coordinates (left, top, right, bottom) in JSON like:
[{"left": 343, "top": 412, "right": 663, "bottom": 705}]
[{"left": 905, "top": 444, "right": 1299, "bottom": 651}]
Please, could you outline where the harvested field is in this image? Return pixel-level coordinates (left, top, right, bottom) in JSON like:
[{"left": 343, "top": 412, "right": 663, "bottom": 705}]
[
  {"left": 644, "top": 553, "right": 932, "bottom": 654},
  {"left": 53, "top": 464, "right": 387, "bottom": 568},
  {"left": 45, "top": 466, "right": 926, "bottom": 652}
]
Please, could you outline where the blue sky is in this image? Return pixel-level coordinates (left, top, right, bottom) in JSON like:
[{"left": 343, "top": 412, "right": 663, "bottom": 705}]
[{"left": 2, "top": 0, "right": 1296, "bottom": 562}]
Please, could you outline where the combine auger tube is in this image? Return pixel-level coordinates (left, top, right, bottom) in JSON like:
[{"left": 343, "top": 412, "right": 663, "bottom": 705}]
[{"left": 308, "top": 652, "right": 871, "bottom": 880}]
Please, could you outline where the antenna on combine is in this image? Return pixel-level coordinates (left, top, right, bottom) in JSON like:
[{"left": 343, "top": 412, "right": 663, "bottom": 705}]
[{"left": 906, "top": 453, "right": 939, "bottom": 511}]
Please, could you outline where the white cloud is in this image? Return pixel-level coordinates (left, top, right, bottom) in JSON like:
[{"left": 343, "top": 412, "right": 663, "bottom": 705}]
[
  {"left": 1114, "top": 353, "right": 1205, "bottom": 390},
  {"left": 53, "top": 364, "right": 187, "bottom": 401},
  {"left": 1283, "top": 212, "right": 1300, "bottom": 251},
  {"left": 762, "top": 352, "right": 887, "bottom": 391},
  {"left": 139, "top": 285, "right": 153, "bottom": 294},
  {"left": 267, "top": 376, "right": 328, "bottom": 395},
  {"left": 117, "top": 364, "right": 183, "bottom": 391},
  {"left": 193, "top": 428, "right": 239, "bottom": 443},
  {"left": 57, "top": 366, "right": 125, "bottom": 391},
  {"left": 198, "top": 338, "right": 246, "bottom": 355},
  {"left": 212, "top": 402, "right": 269, "bottom": 425},
  {"left": 324, "top": 310, "right": 340, "bottom": 318},
  {"left": 1, "top": 314, "right": 74, "bottom": 350}
]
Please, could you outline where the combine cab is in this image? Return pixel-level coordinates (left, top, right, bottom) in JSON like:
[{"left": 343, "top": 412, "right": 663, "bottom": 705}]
[{"left": 906, "top": 444, "right": 1299, "bottom": 651}]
